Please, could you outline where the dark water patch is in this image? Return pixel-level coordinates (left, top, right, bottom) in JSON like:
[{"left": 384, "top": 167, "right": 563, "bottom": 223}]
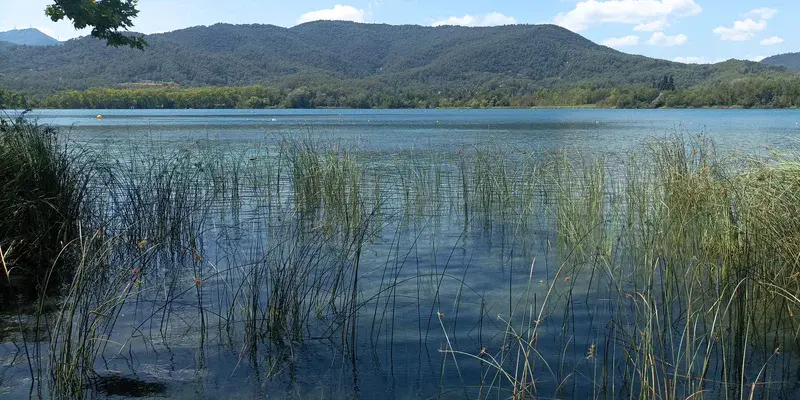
[{"left": 93, "top": 375, "right": 167, "bottom": 398}]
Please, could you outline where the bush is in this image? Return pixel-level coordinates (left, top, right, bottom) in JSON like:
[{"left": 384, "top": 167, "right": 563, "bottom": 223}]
[{"left": 0, "top": 115, "right": 89, "bottom": 305}]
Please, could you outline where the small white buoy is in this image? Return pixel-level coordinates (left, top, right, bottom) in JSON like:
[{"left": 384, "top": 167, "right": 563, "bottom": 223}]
[{"left": 271, "top": 118, "right": 277, "bottom": 122}]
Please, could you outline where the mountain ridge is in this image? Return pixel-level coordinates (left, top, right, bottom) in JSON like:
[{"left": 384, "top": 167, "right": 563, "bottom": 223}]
[
  {"left": 762, "top": 52, "right": 800, "bottom": 71},
  {"left": 0, "top": 28, "right": 60, "bottom": 46},
  {"left": 0, "top": 21, "right": 795, "bottom": 94}
]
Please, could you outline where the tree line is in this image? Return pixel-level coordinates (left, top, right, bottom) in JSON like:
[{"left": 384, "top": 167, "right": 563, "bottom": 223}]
[{"left": 2, "top": 75, "right": 800, "bottom": 110}]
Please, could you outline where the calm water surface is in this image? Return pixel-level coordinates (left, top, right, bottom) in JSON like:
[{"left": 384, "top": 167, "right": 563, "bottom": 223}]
[{"left": 24, "top": 108, "right": 800, "bottom": 153}]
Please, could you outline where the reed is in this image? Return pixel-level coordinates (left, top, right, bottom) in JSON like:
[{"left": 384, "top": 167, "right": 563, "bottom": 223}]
[
  {"left": 3, "top": 116, "right": 800, "bottom": 399},
  {"left": 0, "top": 115, "right": 90, "bottom": 306},
  {"left": 439, "top": 133, "right": 800, "bottom": 399}
]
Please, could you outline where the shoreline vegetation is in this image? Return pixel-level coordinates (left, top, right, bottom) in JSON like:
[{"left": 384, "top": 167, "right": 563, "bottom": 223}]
[
  {"left": 2, "top": 114, "right": 800, "bottom": 398},
  {"left": 3, "top": 74, "right": 800, "bottom": 110}
]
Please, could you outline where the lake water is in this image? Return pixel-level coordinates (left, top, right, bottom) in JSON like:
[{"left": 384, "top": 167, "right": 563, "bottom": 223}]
[
  {"left": 2, "top": 109, "right": 800, "bottom": 399},
  {"left": 23, "top": 108, "right": 800, "bottom": 153}
]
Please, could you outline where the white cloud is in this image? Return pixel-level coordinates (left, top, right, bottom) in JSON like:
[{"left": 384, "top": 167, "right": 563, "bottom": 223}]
[
  {"left": 713, "top": 8, "right": 776, "bottom": 41},
  {"left": 760, "top": 36, "right": 784, "bottom": 46},
  {"left": 713, "top": 19, "right": 766, "bottom": 41},
  {"left": 648, "top": 32, "right": 687, "bottom": 46},
  {"left": 297, "top": 5, "right": 366, "bottom": 24},
  {"left": 673, "top": 56, "right": 707, "bottom": 64},
  {"left": 602, "top": 35, "right": 640, "bottom": 47},
  {"left": 432, "top": 12, "right": 517, "bottom": 27},
  {"left": 747, "top": 8, "right": 777, "bottom": 20},
  {"left": 634, "top": 20, "right": 669, "bottom": 32},
  {"left": 553, "top": 0, "right": 701, "bottom": 32},
  {"left": 748, "top": 55, "right": 766, "bottom": 62}
]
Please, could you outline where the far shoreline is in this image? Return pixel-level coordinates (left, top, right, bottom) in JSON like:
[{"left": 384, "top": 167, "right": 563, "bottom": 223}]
[{"left": 10, "top": 105, "right": 800, "bottom": 111}]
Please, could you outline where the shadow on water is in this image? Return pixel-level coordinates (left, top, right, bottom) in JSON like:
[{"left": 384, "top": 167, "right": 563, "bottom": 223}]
[{"left": 93, "top": 375, "right": 167, "bottom": 398}]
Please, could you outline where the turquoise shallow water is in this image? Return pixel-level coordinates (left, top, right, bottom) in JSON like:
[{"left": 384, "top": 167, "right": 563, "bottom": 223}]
[{"left": 2, "top": 108, "right": 800, "bottom": 399}]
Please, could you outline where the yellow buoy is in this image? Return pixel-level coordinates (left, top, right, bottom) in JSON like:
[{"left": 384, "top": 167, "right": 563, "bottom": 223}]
[{"left": 97, "top": 115, "right": 103, "bottom": 120}]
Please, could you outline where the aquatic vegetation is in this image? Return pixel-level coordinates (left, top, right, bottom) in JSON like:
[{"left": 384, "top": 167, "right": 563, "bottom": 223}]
[
  {"left": 2, "top": 118, "right": 800, "bottom": 399},
  {"left": 0, "top": 116, "right": 90, "bottom": 305}
]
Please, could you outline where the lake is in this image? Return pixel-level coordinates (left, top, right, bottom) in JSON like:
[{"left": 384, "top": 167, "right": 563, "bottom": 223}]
[
  {"left": 2, "top": 109, "right": 800, "bottom": 399},
  {"left": 24, "top": 108, "right": 800, "bottom": 153}
]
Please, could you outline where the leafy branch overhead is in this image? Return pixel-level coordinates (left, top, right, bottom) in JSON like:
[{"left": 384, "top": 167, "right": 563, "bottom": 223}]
[{"left": 45, "top": 0, "right": 147, "bottom": 49}]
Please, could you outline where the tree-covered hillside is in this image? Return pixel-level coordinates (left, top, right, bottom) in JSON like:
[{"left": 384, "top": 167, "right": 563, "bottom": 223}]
[
  {"left": 0, "top": 21, "right": 793, "bottom": 94},
  {"left": 0, "top": 41, "right": 16, "bottom": 52},
  {"left": 762, "top": 52, "right": 800, "bottom": 71}
]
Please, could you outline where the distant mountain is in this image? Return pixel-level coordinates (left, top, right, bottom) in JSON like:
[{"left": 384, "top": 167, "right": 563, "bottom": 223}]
[
  {"left": 0, "top": 22, "right": 792, "bottom": 93},
  {"left": 0, "top": 28, "right": 60, "bottom": 46},
  {"left": 762, "top": 52, "right": 800, "bottom": 71}
]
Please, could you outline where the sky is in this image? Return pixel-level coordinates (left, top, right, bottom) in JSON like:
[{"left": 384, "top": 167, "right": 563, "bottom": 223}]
[{"left": 0, "top": 0, "right": 795, "bottom": 64}]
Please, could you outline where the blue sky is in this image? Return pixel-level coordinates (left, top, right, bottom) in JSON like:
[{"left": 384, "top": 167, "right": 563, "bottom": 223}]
[{"left": 0, "top": 0, "right": 795, "bottom": 63}]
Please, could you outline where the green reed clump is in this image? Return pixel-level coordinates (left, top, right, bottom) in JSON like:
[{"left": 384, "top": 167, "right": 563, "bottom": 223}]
[
  {"left": 47, "top": 230, "right": 135, "bottom": 399},
  {"left": 393, "top": 150, "right": 453, "bottom": 222},
  {"left": 289, "top": 140, "right": 324, "bottom": 214},
  {"left": 105, "top": 148, "right": 212, "bottom": 256},
  {"left": 736, "top": 156, "right": 800, "bottom": 276},
  {"left": 598, "top": 134, "right": 800, "bottom": 398},
  {"left": 288, "top": 141, "right": 369, "bottom": 239},
  {"left": 437, "top": 134, "right": 800, "bottom": 399},
  {"left": 728, "top": 153, "right": 800, "bottom": 354},
  {"left": 552, "top": 153, "right": 609, "bottom": 268},
  {"left": 458, "top": 147, "right": 546, "bottom": 228},
  {"left": 0, "top": 116, "right": 90, "bottom": 305},
  {"left": 472, "top": 147, "right": 528, "bottom": 220}
]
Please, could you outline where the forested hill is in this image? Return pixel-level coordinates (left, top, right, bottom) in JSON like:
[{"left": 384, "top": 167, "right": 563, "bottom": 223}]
[
  {"left": 0, "top": 41, "right": 16, "bottom": 52},
  {"left": 0, "top": 21, "right": 791, "bottom": 93},
  {"left": 762, "top": 52, "right": 800, "bottom": 71}
]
